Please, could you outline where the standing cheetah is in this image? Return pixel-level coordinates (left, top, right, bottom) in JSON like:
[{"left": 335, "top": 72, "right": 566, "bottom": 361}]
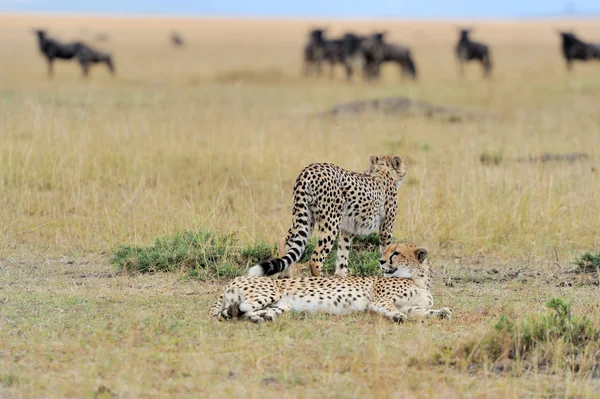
[
  {"left": 210, "top": 243, "right": 452, "bottom": 323},
  {"left": 249, "top": 155, "right": 407, "bottom": 278}
]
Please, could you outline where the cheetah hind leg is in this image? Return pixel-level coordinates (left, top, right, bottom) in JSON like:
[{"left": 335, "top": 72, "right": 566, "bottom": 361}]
[
  {"left": 308, "top": 211, "right": 342, "bottom": 277},
  {"left": 243, "top": 302, "right": 292, "bottom": 323},
  {"left": 368, "top": 299, "right": 407, "bottom": 323}
]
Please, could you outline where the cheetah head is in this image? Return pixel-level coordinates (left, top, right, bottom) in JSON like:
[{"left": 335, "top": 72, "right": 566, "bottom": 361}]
[
  {"left": 366, "top": 155, "right": 407, "bottom": 189},
  {"left": 379, "top": 243, "right": 429, "bottom": 279}
]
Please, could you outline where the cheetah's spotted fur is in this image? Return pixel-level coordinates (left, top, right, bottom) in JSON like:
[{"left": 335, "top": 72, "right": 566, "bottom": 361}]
[
  {"left": 210, "top": 243, "right": 451, "bottom": 323},
  {"left": 248, "top": 155, "right": 407, "bottom": 278}
]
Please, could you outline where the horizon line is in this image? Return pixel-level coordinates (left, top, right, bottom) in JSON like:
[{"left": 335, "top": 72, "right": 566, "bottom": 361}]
[{"left": 2, "top": 10, "right": 600, "bottom": 22}]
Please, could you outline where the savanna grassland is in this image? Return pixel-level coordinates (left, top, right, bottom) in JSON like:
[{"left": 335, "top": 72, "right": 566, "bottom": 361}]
[{"left": 1, "top": 14, "right": 600, "bottom": 398}]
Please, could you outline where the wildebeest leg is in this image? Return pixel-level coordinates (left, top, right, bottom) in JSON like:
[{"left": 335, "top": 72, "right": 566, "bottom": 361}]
[
  {"left": 365, "top": 62, "right": 380, "bottom": 83},
  {"left": 458, "top": 60, "right": 465, "bottom": 78},
  {"left": 373, "top": 63, "right": 382, "bottom": 81},
  {"left": 315, "top": 59, "right": 323, "bottom": 78},
  {"left": 329, "top": 60, "right": 336, "bottom": 80},
  {"left": 303, "top": 56, "right": 315, "bottom": 77},
  {"left": 105, "top": 58, "right": 115, "bottom": 76},
  {"left": 482, "top": 55, "right": 492, "bottom": 78},
  {"left": 399, "top": 60, "right": 411, "bottom": 81},
  {"left": 363, "top": 63, "right": 373, "bottom": 82},
  {"left": 362, "top": 62, "right": 371, "bottom": 82},
  {"left": 80, "top": 61, "right": 90, "bottom": 78},
  {"left": 566, "top": 59, "right": 573, "bottom": 73},
  {"left": 344, "top": 62, "right": 353, "bottom": 82},
  {"left": 303, "top": 60, "right": 311, "bottom": 77},
  {"left": 483, "top": 63, "right": 491, "bottom": 78},
  {"left": 47, "top": 58, "right": 54, "bottom": 78}
]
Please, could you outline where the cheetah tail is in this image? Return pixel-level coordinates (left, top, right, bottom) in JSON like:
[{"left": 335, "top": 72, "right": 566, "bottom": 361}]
[{"left": 248, "top": 230, "right": 309, "bottom": 277}]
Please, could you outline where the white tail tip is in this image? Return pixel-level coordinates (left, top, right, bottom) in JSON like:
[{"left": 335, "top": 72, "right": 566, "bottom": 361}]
[{"left": 248, "top": 265, "right": 265, "bottom": 277}]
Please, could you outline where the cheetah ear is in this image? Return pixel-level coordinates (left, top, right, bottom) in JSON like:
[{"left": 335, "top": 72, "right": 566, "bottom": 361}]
[
  {"left": 369, "top": 155, "right": 379, "bottom": 165},
  {"left": 392, "top": 156, "right": 405, "bottom": 173},
  {"left": 415, "top": 247, "right": 428, "bottom": 263}
]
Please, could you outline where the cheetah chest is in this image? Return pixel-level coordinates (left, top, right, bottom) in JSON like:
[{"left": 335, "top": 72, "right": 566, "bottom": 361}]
[{"left": 339, "top": 195, "right": 385, "bottom": 235}]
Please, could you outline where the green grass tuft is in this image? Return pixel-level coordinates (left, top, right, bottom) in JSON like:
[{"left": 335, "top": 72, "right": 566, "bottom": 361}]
[
  {"left": 112, "top": 230, "right": 385, "bottom": 280},
  {"left": 443, "top": 298, "right": 600, "bottom": 376},
  {"left": 111, "top": 230, "right": 271, "bottom": 280},
  {"left": 574, "top": 252, "right": 600, "bottom": 273}
]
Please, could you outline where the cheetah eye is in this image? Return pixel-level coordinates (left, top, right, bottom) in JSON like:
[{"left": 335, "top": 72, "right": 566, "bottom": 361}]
[{"left": 388, "top": 251, "right": 400, "bottom": 264}]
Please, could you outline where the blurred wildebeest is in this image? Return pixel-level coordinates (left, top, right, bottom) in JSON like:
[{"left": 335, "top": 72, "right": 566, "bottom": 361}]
[
  {"left": 322, "top": 33, "right": 370, "bottom": 81},
  {"left": 34, "top": 29, "right": 114, "bottom": 78},
  {"left": 74, "top": 42, "right": 115, "bottom": 77},
  {"left": 34, "top": 29, "right": 80, "bottom": 78},
  {"left": 171, "top": 31, "right": 185, "bottom": 47},
  {"left": 361, "top": 32, "right": 417, "bottom": 82},
  {"left": 303, "top": 28, "right": 327, "bottom": 77},
  {"left": 323, "top": 37, "right": 345, "bottom": 79},
  {"left": 339, "top": 33, "right": 368, "bottom": 81},
  {"left": 455, "top": 28, "right": 492, "bottom": 78},
  {"left": 558, "top": 30, "right": 600, "bottom": 72}
]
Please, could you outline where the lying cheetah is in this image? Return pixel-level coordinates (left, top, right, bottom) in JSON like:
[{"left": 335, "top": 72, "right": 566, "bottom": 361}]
[
  {"left": 210, "top": 243, "right": 451, "bottom": 323},
  {"left": 249, "top": 155, "right": 407, "bottom": 278}
]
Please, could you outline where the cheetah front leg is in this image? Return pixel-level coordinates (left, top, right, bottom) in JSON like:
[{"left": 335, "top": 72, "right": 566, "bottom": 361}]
[
  {"left": 368, "top": 299, "right": 407, "bottom": 323},
  {"left": 399, "top": 306, "right": 452, "bottom": 320},
  {"left": 334, "top": 230, "right": 353, "bottom": 277}
]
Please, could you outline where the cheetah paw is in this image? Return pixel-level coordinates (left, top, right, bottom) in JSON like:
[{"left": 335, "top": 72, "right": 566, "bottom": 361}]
[
  {"left": 334, "top": 269, "right": 348, "bottom": 278},
  {"left": 438, "top": 307, "right": 452, "bottom": 320},
  {"left": 249, "top": 315, "right": 266, "bottom": 323},
  {"left": 392, "top": 313, "right": 407, "bottom": 323},
  {"left": 219, "top": 310, "right": 233, "bottom": 320}
]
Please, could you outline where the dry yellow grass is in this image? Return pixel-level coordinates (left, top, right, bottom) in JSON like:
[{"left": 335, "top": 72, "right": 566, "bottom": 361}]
[{"left": 1, "top": 14, "right": 600, "bottom": 398}]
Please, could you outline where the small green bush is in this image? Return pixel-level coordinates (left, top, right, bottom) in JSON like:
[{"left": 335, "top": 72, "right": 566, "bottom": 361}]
[
  {"left": 574, "top": 252, "right": 600, "bottom": 272},
  {"left": 112, "top": 230, "right": 272, "bottom": 280},
  {"left": 112, "top": 230, "right": 385, "bottom": 280},
  {"left": 298, "top": 232, "right": 382, "bottom": 276},
  {"left": 444, "top": 298, "right": 600, "bottom": 376}
]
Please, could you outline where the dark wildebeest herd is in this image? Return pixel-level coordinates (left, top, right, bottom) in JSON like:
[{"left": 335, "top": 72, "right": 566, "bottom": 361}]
[
  {"left": 31, "top": 26, "right": 600, "bottom": 80},
  {"left": 303, "top": 27, "right": 600, "bottom": 82},
  {"left": 304, "top": 29, "right": 418, "bottom": 82}
]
